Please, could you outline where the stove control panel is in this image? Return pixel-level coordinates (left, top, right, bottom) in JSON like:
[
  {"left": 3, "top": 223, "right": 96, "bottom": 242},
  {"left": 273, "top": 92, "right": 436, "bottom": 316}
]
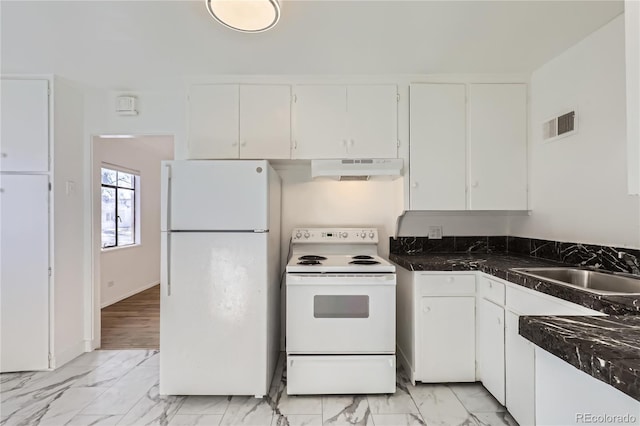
[{"left": 291, "top": 228, "right": 379, "bottom": 243}]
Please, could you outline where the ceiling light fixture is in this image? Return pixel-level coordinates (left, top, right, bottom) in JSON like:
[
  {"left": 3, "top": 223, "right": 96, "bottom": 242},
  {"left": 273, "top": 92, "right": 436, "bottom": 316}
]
[{"left": 206, "top": 0, "right": 281, "bottom": 33}]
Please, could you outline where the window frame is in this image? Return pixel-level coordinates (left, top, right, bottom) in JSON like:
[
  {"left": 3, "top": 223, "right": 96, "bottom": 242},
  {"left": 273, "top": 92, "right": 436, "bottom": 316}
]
[{"left": 101, "top": 166, "right": 138, "bottom": 249}]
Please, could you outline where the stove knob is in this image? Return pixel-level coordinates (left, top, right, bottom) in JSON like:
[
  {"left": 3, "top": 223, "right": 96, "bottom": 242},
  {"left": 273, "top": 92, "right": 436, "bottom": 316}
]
[
  {"left": 304, "top": 232, "right": 310, "bottom": 239},
  {"left": 369, "top": 232, "right": 375, "bottom": 239},
  {"left": 360, "top": 231, "right": 366, "bottom": 239},
  {"left": 341, "top": 232, "right": 348, "bottom": 238},
  {"left": 295, "top": 232, "right": 302, "bottom": 239}
]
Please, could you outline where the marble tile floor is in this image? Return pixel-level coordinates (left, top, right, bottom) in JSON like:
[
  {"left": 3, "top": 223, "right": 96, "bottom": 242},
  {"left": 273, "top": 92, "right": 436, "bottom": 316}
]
[{"left": 1, "top": 350, "right": 517, "bottom": 426}]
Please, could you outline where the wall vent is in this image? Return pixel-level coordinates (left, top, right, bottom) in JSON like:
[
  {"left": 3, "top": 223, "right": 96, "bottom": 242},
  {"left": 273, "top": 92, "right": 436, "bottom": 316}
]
[{"left": 542, "top": 109, "right": 577, "bottom": 142}]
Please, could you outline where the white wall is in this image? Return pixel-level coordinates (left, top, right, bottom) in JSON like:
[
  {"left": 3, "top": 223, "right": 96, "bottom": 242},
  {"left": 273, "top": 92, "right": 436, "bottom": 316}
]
[
  {"left": 275, "top": 164, "right": 404, "bottom": 259},
  {"left": 509, "top": 14, "right": 640, "bottom": 249},
  {"left": 93, "top": 135, "right": 173, "bottom": 308},
  {"left": 52, "top": 77, "right": 87, "bottom": 366},
  {"left": 397, "top": 211, "right": 514, "bottom": 237}
]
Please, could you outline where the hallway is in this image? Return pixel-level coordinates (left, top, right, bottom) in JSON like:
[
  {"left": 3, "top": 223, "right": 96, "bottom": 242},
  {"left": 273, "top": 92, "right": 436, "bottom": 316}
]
[{"left": 101, "top": 285, "right": 160, "bottom": 350}]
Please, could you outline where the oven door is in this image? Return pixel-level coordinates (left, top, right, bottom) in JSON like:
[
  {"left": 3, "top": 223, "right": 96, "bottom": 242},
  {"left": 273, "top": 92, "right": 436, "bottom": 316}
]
[{"left": 286, "top": 274, "right": 396, "bottom": 354}]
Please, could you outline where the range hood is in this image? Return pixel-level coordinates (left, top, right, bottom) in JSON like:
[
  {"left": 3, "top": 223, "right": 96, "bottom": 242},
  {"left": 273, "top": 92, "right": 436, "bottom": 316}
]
[{"left": 311, "top": 159, "right": 403, "bottom": 181}]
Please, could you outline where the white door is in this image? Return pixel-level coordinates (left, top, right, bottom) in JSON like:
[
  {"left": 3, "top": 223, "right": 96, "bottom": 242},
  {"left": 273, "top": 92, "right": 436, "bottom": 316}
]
[
  {"left": 160, "top": 232, "right": 269, "bottom": 395},
  {"left": 468, "top": 84, "right": 528, "bottom": 210},
  {"left": 347, "top": 85, "right": 398, "bottom": 158},
  {"left": 0, "top": 79, "right": 49, "bottom": 172},
  {"left": 164, "top": 160, "right": 269, "bottom": 231},
  {"left": 410, "top": 84, "right": 467, "bottom": 210},
  {"left": 418, "top": 296, "right": 475, "bottom": 382},
  {"left": 505, "top": 311, "right": 535, "bottom": 426},
  {"left": 188, "top": 84, "right": 240, "bottom": 159},
  {"left": 292, "top": 85, "right": 347, "bottom": 159},
  {"left": 476, "top": 297, "right": 506, "bottom": 404},
  {"left": 239, "top": 85, "right": 291, "bottom": 159},
  {"left": 0, "top": 174, "right": 49, "bottom": 372}
]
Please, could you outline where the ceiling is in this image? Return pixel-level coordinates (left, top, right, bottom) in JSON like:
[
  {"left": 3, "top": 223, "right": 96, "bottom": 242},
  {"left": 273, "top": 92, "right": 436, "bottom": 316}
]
[{"left": 0, "top": 1, "right": 624, "bottom": 89}]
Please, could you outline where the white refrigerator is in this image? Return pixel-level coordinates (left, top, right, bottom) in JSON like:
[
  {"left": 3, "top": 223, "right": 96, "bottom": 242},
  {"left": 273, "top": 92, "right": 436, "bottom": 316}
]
[{"left": 159, "top": 160, "right": 281, "bottom": 397}]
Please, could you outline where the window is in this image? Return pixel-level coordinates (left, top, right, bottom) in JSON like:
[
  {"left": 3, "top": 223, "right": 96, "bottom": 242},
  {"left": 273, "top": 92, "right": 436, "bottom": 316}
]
[{"left": 101, "top": 167, "right": 138, "bottom": 248}]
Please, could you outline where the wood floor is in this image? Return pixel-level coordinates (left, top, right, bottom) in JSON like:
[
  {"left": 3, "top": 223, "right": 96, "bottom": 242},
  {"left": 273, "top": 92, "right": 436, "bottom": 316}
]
[{"left": 101, "top": 285, "right": 160, "bottom": 349}]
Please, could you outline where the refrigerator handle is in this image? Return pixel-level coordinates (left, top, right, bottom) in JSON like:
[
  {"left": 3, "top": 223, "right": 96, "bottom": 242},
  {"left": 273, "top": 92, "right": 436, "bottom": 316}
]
[{"left": 165, "top": 163, "right": 172, "bottom": 296}]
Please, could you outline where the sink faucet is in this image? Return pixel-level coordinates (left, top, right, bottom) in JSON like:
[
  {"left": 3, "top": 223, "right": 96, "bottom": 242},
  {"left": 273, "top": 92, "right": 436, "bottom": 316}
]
[{"left": 618, "top": 251, "right": 640, "bottom": 275}]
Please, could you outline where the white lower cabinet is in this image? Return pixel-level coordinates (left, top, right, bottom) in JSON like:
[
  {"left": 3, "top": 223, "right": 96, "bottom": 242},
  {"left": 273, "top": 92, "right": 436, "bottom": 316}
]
[
  {"left": 504, "top": 283, "right": 605, "bottom": 426},
  {"left": 505, "top": 311, "right": 535, "bottom": 426},
  {"left": 535, "top": 347, "right": 640, "bottom": 426},
  {"left": 418, "top": 296, "right": 475, "bottom": 382},
  {"left": 396, "top": 269, "right": 476, "bottom": 384},
  {"left": 476, "top": 296, "right": 506, "bottom": 405}
]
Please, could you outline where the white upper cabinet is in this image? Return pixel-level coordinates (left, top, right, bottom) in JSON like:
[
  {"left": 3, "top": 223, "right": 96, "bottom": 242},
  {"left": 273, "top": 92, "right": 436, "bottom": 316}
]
[
  {"left": 188, "top": 84, "right": 240, "bottom": 159},
  {"left": 468, "top": 84, "right": 528, "bottom": 210},
  {"left": 188, "top": 84, "right": 292, "bottom": 159},
  {"left": 347, "top": 85, "right": 398, "bottom": 158},
  {"left": 292, "top": 85, "right": 347, "bottom": 159},
  {"left": 410, "top": 84, "right": 467, "bottom": 210},
  {"left": 239, "top": 85, "right": 291, "bottom": 159},
  {"left": 0, "top": 79, "right": 49, "bottom": 172},
  {"left": 293, "top": 84, "right": 398, "bottom": 159}
]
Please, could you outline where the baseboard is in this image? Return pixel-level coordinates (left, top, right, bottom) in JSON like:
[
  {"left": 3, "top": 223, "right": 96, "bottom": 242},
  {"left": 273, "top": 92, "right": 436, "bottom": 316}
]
[
  {"left": 396, "top": 345, "right": 415, "bottom": 385},
  {"left": 101, "top": 281, "right": 159, "bottom": 308},
  {"left": 54, "top": 340, "right": 86, "bottom": 369}
]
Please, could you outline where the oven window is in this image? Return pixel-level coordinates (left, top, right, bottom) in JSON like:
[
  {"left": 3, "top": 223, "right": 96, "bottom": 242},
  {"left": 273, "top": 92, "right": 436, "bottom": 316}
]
[{"left": 313, "top": 295, "right": 369, "bottom": 318}]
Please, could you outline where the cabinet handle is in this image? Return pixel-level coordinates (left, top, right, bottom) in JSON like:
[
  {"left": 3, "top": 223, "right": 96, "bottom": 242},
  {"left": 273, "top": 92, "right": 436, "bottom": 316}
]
[
  {"left": 349, "top": 139, "right": 354, "bottom": 147},
  {"left": 423, "top": 306, "right": 431, "bottom": 313},
  {"left": 241, "top": 140, "right": 247, "bottom": 147},
  {"left": 411, "top": 182, "right": 418, "bottom": 188},
  {"left": 471, "top": 180, "right": 479, "bottom": 188},
  {"left": 446, "top": 277, "right": 455, "bottom": 283},
  {"left": 232, "top": 141, "right": 238, "bottom": 147},
  {"left": 0, "top": 152, "right": 7, "bottom": 158},
  {"left": 342, "top": 140, "right": 347, "bottom": 147},
  {"left": 497, "top": 317, "right": 502, "bottom": 325},
  {"left": 488, "top": 281, "right": 493, "bottom": 288}
]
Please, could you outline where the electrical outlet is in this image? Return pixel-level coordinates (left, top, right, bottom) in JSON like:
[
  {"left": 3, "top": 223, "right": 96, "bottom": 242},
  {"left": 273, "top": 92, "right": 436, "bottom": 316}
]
[
  {"left": 428, "top": 226, "right": 443, "bottom": 239},
  {"left": 107, "top": 281, "right": 115, "bottom": 288}
]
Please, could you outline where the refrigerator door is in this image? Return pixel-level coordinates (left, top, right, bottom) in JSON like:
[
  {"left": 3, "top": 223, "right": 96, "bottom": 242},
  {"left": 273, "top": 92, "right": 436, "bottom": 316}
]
[
  {"left": 163, "top": 160, "right": 269, "bottom": 231},
  {"left": 160, "top": 231, "right": 270, "bottom": 395}
]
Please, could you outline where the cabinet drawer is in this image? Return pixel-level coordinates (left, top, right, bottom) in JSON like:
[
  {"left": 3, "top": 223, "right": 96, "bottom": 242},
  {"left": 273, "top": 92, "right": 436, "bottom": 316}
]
[
  {"left": 478, "top": 276, "right": 505, "bottom": 305},
  {"left": 506, "top": 286, "right": 603, "bottom": 316},
  {"left": 416, "top": 274, "right": 475, "bottom": 296}
]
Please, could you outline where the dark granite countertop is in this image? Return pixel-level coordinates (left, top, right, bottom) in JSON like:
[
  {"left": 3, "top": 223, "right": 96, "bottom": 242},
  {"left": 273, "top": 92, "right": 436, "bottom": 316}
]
[{"left": 389, "top": 252, "right": 640, "bottom": 401}]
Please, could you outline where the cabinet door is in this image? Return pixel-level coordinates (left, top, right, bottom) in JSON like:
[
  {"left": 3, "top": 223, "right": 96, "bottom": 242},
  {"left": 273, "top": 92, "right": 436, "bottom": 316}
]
[
  {"left": 505, "top": 311, "right": 535, "bottom": 426},
  {"left": 347, "top": 85, "right": 398, "bottom": 158},
  {"left": 0, "top": 175, "right": 50, "bottom": 372},
  {"left": 292, "top": 85, "right": 347, "bottom": 159},
  {"left": 0, "top": 79, "right": 49, "bottom": 172},
  {"left": 239, "top": 85, "right": 291, "bottom": 159},
  {"left": 476, "top": 297, "right": 505, "bottom": 404},
  {"left": 418, "top": 297, "right": 476, "bottom": 382},
  {"left": 409, "top": 84, "right": 466, "bottom": 210},
  {"left": 468, "top": 84, "right": 527, "bottom": 210},
  {"left": 188, "top": 84, "right": 240, "bottom": 159}
]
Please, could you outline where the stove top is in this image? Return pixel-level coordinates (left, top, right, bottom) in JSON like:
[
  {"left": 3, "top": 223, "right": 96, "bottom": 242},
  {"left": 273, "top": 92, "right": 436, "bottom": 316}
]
[
  {"left": 286, "top": 227, "right": 396, "bottom": 274},
  {"left": 286, "top": 254, "right": 395, "bottom": 274}
]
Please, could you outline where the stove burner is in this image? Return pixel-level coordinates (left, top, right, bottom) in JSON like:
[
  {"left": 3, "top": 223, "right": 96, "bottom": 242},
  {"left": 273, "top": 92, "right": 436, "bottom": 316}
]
[
  {"left": 349, "top": 260, "right": 381, "bottom": 265},
  {"left": 352, "top": 255, "right": 374, "bottom": 260},
  {"left": 297, "top": 260, "right": 321, "bottom": 265},
  {"left": 298, "top": 255, "right": 327, "bottom": 261}
]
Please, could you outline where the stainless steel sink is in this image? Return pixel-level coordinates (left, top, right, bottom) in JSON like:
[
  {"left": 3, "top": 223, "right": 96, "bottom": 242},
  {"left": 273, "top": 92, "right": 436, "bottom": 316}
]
[{"left": 511, "top": 267, "right": 640, "bottom": 295}]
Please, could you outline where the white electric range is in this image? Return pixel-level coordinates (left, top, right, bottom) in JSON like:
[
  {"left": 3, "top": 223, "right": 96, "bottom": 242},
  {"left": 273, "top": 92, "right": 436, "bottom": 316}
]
[{"left": 285, "top": 227, "right": 397, "bottom": 395}]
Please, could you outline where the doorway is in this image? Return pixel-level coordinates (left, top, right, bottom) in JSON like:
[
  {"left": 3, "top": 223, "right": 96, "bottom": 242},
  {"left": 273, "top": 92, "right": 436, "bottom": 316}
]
[{"left": 91, "top": 135, "right": 174, "bottom": 349}]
